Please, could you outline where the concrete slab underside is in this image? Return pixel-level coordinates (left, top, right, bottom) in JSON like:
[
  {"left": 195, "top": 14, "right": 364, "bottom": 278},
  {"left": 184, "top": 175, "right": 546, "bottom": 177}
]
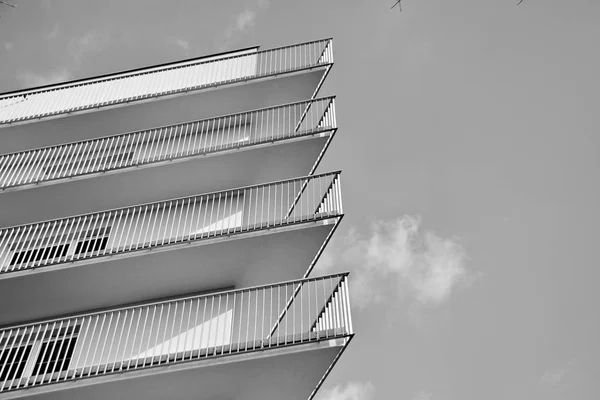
[
  {"left": 0, "top": 70, "right": 327, "bottom": 153},
  {"left": 0, "top": 222, "right": 335, "bottom": 326},
  {"left": 5, "top": 342, "right": 342, "bottom": 400},
  {"left": 0, "top": 136, "right": 330, "bottom": 227}
]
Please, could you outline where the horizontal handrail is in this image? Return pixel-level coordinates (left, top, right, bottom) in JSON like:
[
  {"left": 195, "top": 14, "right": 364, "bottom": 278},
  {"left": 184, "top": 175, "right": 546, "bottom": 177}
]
[
  {"left": 0, "top": 97, "right": 336, "bottom": 190},
  {"left": 0, "top": 273, "right": 352, "bottom": 393},
  {"left": 0, "top": 172, "right": 343, "bottom": 274},
  {"left": 0, "top": 38, "right": 333, "bottom": 125}
]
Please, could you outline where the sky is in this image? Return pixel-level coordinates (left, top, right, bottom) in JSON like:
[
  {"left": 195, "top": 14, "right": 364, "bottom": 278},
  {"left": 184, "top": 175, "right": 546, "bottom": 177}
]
[{"left": 1, "top": 0, "right": 600, "bottom": 399}]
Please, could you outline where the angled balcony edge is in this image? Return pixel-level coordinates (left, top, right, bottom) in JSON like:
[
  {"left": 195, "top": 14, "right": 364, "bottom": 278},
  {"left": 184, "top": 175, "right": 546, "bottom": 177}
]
[
  {"left": 0, "top": 171, "right": 343, "bottom": 277},
  {"left": 0, "top": 39, "right": 334, "bottom": 128},
  {"left": 0, "top": 339, "right": 351, "bottom": 400},
  {"left": 0, "top": 96, "right": 338, "bottom": 193},
  {"left": 0, "top": 216, "right": 342, "bottom": 282},
  {"left": 0, "top": 273, "right": 353, "bottom": 400}
]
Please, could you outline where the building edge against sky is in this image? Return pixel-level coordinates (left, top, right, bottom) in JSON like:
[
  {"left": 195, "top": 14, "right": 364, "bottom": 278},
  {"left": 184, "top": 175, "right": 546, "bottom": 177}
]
[{"left": 0, "top": 38, "right": 354, "bottom": 400}]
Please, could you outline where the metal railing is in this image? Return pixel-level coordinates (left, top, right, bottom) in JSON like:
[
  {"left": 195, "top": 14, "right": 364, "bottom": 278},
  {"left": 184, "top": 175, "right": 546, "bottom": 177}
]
[
  {"left": 0, "top": 97, "right": 336, "bottom": 190},
  {"left": 0, "top": 273, "right": 352, "bottom": 393},
  {"left": 0, "top": 38, "right": 333, "bottom": 125},
  {"left": 0, "top": 172, "right": 343, "bottom": 274}
]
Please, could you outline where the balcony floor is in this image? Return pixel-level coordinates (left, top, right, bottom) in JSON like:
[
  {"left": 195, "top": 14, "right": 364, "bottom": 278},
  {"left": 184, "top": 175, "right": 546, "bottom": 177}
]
[
  {"left": 0, "top": 219, "right": 339, "bottom": 326},
  {"left": 0, "top": 134, "right": 332, "bottom": 227},
  {"left": 0, "top": 337, "right": 348, "bottom": 400}
]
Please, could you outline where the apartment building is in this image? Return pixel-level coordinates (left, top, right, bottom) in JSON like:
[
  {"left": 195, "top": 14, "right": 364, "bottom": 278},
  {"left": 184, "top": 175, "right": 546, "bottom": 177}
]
[{"left": 0, "top": 38, "right": 353, "bottom": 400}]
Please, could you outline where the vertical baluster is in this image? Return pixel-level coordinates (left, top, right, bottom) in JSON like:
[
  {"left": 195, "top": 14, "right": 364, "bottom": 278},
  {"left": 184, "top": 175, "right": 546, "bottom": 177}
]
[
  {"left": 151, "top": 304, "right": 164, "bottom": 366},
  {"left": 138, "top": 305, "right": 155, "bottom": 368},
  {"left": 284, "top": 283, "right": 288, "bottom": 345},
  {"left": 267, "top": 286, "right": 273, "bottom": 348},
  {"left": 0, "top": 329, "right": 12, "bottom": 390},
  {"left": 148, "top": 202, "right": 160, "bottom": 246},
  {"left": 185, "top": 197, "right": 196, "bottom": 242},
  {"left": 129, "top": 306, "right": 147, "bottom": 370},
  {"left": 276, "top": 284, "right": 280, "bottom": 346},
  {"left": 122, "top": 308, "right": 138, "bottom": 371},
  {"left": 24, "top": 221, "right": 47, "bottom": 270},
  {"left": 192, "top": 298, "right": 200, "bottom": 359},
  {"left": 182, "top": 299, "right": 192, "bottom": 360},
  {"left": 32, "top": 322, "right": 51, "bottom": 383},
  {"left": 40, "top": 321, "right": 62, "bottom": 382},
  {"left": 245, "top": 289, "right": 251, "bottom": 351},
  {"left": 57, "top": 318, "right": 78, "bottom": 381},
  {"left": 214, "top": 295, "right": 221, "bottom": 353},
  {"left": 160, "top": 303, "right": 172, "bottom": 364},
  {"left": 193, "top": 195, "right": 204, "bottom": 240},
  {"left": 7, "top": 223, "right": 29, "bottom": 272},
  {"left": 0, "top": 227, "right": 17, "bottom": 272},
  {"left": 199, "top": 296, "right": 208, "bottom": 358},
  {"left": 200, "top": 194, "right": 209, "bottom": 239},
  {"left": 174, "top": 198, "right": 186, "bottom": 243},
  {"left": 95, "top": 312, "right": 114, "bottom": 375},
  {"left": 252, "top": 289, "right": 258, "bottom": 349},
  {"left": 314, "top": 278, "right": 320, "bottom": 340},
  {"left": 6, "top": 327, "right": 28, "bottom": 390},
  {"left": 108, "top": 210, "right": 124, "bottom": 254},
  {"left": 133, "top": 205, "right": 149, "bottom": 250},
  {"left": 161, "top": 201, "right": 173, "bottom": 246},
  {"left": 23, "top": 324, "right": 43, "bottom": 386},
  {"left": 169, "top": 301, "right": 179, "bottom": 362},
  {"left": 110, "top": 310, "right": 127, "bottom": 372},
  {"left": 77, "top": 314, "right": 98, "bottom": 376},
  {"left": 207, "top": 296, "right": 215, "bottom": 354}
]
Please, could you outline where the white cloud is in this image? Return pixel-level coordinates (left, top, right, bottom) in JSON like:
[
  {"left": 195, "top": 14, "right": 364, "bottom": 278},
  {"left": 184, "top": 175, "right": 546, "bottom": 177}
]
[
  {"left": 167, "top": 37, "right": 191, "bottom": 57},
  {"left": 235, "top": 9, "right": 256, "bottom": 32},
  {"left": 67, "top": 30, "right": 110, "bottom": 65},
  {"left": 412, "top": 391, "right": 433, "bottom": 400},
  {"left": 318, "top": 215, "right": 472, "bottom": 309},
  {"left": 317, "top": 381, "right": 375, "bottom": 400},
  {"left": 47, "top": 24, "right": 60, "bottom": 40},
  {"left": 3, "top": 42, "right": 13, "bottom": 51},
  {"left": 16, "top": 68, "right": 72, "bottom": 88},
  {"left": 219, "top": 0, "right": 270, "bottom": 50},
  {"left": 541, "top": 359, "right": 577, "bottom": 386}
]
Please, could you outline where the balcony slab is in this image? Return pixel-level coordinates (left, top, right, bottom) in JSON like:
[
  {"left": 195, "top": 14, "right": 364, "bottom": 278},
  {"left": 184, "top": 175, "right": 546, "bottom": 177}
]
[
  {"left": 0, "top": 337, "right": 349, "bottom": 400},
  {"left": 0, "top": 69, "right": 328, "bottom": 153},
  {"left": 0, "top": 219, "right": 339, "bottom": 326},
  {"left": 0, "top": 134, "right": 332, "bottom": 227}
]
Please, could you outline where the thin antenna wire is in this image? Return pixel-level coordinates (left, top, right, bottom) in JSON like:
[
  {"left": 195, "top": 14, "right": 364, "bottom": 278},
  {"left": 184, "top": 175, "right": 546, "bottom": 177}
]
[
  {"left": 391, "top": 0, "right": 402, "bottom": 12},
  {"left": 0, "top": 1, "right": 16, "bottom": 18}
]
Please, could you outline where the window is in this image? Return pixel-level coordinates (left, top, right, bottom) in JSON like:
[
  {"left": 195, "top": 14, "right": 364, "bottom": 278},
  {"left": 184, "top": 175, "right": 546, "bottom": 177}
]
[
  {"left": 8, "top": 226, "right": 111, "bottom": 268},
  {"left": 0, "top": 344, "right": 32, "bottom": 382},
  {"left": 9, "top": 244, "right": 69, "bottom": 267},
  {"left": 0, "top": 324, "right": 80, "bottom": 385},
  {"left": 31, "top": 325, "right": 80, "bottom": 377},
  {"left": 73, "top": 227, "right": 111, "bottom": 257}
]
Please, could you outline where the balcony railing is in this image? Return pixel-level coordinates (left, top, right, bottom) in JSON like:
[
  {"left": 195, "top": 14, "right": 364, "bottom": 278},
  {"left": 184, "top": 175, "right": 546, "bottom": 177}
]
[
  {"left": 0, "top": 38, "right": 333, "bottom": 125},
  {"left": 0, "top": 97, "right": 336, "bottom": 190},
  {"left": 0, "top": 172, "right": 343, "bottom": 274},
  {"left": 0, "top": 273, "right": 353, "bottom": 393}
]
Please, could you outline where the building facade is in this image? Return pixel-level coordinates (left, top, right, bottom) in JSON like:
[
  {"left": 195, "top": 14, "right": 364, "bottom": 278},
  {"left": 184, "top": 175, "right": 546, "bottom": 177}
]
[{"left": 0, "top": 38, "right": 353, "bottom": 400}]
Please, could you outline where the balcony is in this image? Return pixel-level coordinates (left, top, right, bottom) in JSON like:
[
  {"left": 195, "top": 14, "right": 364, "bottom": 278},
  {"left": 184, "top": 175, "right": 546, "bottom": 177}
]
[
  {"left": 0, "top": 273, "right": 353, "bottom": 400},
  {"left": 0, "top": 39, "right": 334, "bottom": 153},
  {"left": 0, "top": 97, "right": 337, "bottom": 227},
  {"left": 0, "top": 172, "right": 343, "bottom": 326}
]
